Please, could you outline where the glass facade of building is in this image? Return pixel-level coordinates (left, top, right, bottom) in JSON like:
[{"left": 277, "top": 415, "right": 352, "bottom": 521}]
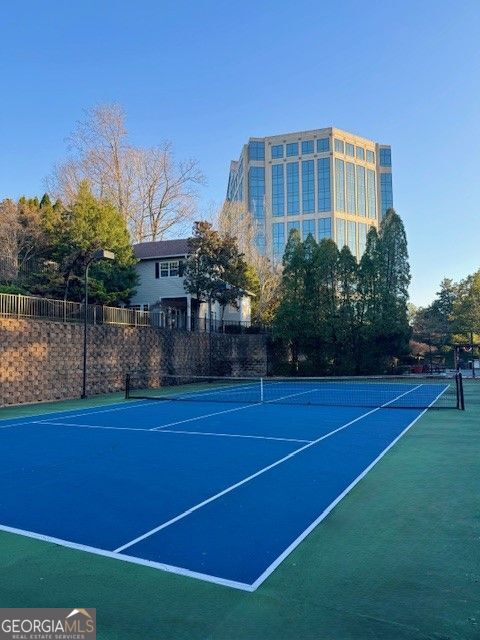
[
  {"left": 287, "top": 221, "right": 300, "bottom": 236},
  {"left": 302, "top": 219, "right": 315, "bottom": 239},
  {"left": 317, "top": 157, "right": 331, "bottom": 212},
  {"left": 287, "top": 162, "right": 300, "bottom": 214},
  {"left": 227, "top": 129, "right": 392, "bottom": 263},
  {"left": 336, "top": 218, "right": 346, "bottom": 248},
  {"left": 272, "top": 164, "right": 284, "bottom": 216},
  {"left": 301, "top": 140, "right": 314, "bottom": 155},
  {"left": 346, "top": 162, "right": 356, "bottom": 214},
  {"left": 286, "top": 142, "right": 299, "bottom": 157},
  {"left": 380, "top": 172, "right": 393, "bottom": 217},
  {"left": 271, "top": 144, "right": 283, "bottom": 159},
  {"left": 302, "top": 160, "right": 315, "bottom": 213},
  {"left": 379, "top": 148, "right": 392, "bottom": 166},
  {"left": 249, "top": 141, "right": 265, "bottom": 161},
  {"left": 347, "top": 220, "right": 356, "bottom": 255},
  {"left": 335, "top": 159, "right": 345, "bottom": 212},
  {"left": 317, "top": 137, "right": 329, "bottom": 152},
  {"left": 356, "top": 165, "right": 366, "bottom": 217},
  {"left": 318, "top": 217, "right": 332, "bottom": 240},
  {"left": 358, "top": 222, "right": 367, "bottom": 256},
  {"left": 272, "top": 222, "right": 285, "bottom": 262},
  {"left": 367, "top": 169, "right": 376, "bottom": 220}
]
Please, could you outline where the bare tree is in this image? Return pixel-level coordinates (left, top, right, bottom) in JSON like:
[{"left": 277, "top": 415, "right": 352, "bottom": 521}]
[
  {"left": 0, "top": 199, "right": 19, "bottom": 279},
  {"left": 47, "top": 104, "right": 205, "bottom": 242},
  {"left": 134, "top": 144, "right": 204, "bottom": 241},
  {"left": 217, "top": 201, "right": 281, "bottom": 324}
]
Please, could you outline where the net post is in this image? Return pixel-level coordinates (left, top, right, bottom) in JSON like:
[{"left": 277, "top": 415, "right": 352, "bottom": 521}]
[
  {"left": 457, "top": 372, "right": 465, "bottom": 410},
  {"left": 260, "top": 377, "right": 264, "bottom": 402},
  {"left": 125, "top": 374, "right": 130, "bottom": 400}
]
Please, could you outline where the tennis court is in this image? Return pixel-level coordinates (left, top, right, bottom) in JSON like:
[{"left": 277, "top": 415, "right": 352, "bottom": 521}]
[{"left": 0, "top": 375, "right": 460, "bottom": 591}]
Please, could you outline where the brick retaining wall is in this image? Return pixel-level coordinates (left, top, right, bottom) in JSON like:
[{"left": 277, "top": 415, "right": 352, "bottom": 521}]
[{"left": 0, "top": 318, "right": 267, "bottom": 406}]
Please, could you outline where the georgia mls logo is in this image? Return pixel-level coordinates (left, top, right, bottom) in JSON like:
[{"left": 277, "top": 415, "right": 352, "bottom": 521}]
[{"left": 0, "top": 608, "right": 96, "bottom": 640}]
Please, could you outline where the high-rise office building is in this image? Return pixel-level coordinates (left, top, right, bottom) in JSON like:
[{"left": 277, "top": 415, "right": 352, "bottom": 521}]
[{"left": 226, "top": 127, "right": 393, "bottom": 262}]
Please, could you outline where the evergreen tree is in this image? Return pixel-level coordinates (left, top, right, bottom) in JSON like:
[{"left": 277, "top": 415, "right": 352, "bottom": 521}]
[
  {"left": 55, "top": 181, "right": 137, "bottom": 304},
  {"left": 183, "top": 221, "right": 251, "bottom": 321},
  {"left": 273, "top": 229, "right": 307, "bottom": 372},
  {"left": 336, "top": 245, "right": 358, "bottom": 372},
  {"left": 374, "top": 209, "right": 411, "bottom": 369}
]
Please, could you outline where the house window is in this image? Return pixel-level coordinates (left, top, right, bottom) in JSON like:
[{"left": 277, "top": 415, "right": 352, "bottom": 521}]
[
  {"left": 169, "top": 261, "right": 179, "bottom": 276},
  {"left": 160, "top": 262, "right": 169, "bottom": 277}
]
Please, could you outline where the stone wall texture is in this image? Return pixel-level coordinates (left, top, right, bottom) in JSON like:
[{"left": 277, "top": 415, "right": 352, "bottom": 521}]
[{"left": 0, "top": 318, "right": 268, "bottom": 406}]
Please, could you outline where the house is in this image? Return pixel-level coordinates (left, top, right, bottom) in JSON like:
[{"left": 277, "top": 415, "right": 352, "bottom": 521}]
[{"left": 130, "top": 239, "right": 252, "bottom": 330}]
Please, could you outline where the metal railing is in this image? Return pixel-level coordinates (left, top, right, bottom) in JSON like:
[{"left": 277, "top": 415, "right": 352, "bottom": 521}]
[{"left": 0, "top": 292, "right": 265, "bottom": 333}]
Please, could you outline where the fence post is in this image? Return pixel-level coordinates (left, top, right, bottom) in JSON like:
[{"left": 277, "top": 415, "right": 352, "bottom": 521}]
[{"left": 458, "top": 372, "right": 465, "bottom": 410}]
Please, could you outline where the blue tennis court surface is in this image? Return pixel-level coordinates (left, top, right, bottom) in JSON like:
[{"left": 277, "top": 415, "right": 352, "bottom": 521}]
[{"left": 0, "top": 380, "right": 449, "bottom": 590}]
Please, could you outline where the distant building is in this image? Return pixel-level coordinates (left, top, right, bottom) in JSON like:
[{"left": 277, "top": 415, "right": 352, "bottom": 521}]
[
  {"left": 130, "top": 239, "right": 252, "bottom": 329},
  {"left": 226, "top": 126, "right": 393, "bottom": 262}
]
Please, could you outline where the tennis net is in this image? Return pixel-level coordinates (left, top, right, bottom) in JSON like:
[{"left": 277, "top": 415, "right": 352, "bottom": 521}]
[{"left": 125, "top": 373, "right": 465, "bottom": 410}]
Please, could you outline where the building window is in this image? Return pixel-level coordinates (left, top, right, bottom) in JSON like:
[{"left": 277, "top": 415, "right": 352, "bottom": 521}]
[
  {"left": 317, "top": 138, "right": 329, "bottom": 152},
  {"left": 358, "top": 222, "right": 367, "bottom": 257},
  {"left": 156, "top": 261, "right": 180, "bottom": 277},
  {"left": 336, "top": 218, "right": 346, "bottom": 248},
  {"left": 367, "top": 169, "right": 376, "bottom": 219},
  {"left": 271, "top": 144, "right": 283, "bottom": 159},
  {"left": 301, "top": 140, "right": 314, "bottom": 155},
  {"left": 287, "top": 162, "right": 299, "bottom": 214},
  {"left": 286, "top": 142, "right": 299, "bottom": 157},
  {"left": 356, "top": 166, "right": 366, "bottom": 217},
  {"left": 301, "top": 160, "right": 315, "bottom": 213},
  {"left": 356, "top": 147, "right": 365, "bottom": 161},
  {"left": 379, "top": 148, "right": 392, "bottom": 167},
  {"left": 335, "top": 159, "right": 345, "bottom": 212},
  {"left": 334, "top": 139, "right": 345, "bottom": 154},
  {"left": 287, "top": 221, "right": 300, "bottom": 236},
  {"left": 302, "top": 219, "right": 315, "bottom": 239},
  {"left": 160, "top": 262, "right": 169, "bottom": 277},
  {"left": 346, "top": 162, "right": 356, "bottom": 214},
  {"left": 317, "top": 158, "right": 331, "bottom": 212},
  {"left": 366, "top": 149, "right": 375, "bottom": 163},
  {"left": 380, "top": 172, "right": 393, "bottom": 217},
  {"left": 347, "top": 221, "right": 356, "bottom": 255},
  {"left": 272, "top": 164, "right": 285, "bottom": 216},
  {"left": 272, "top": 222, "right": 285, "bottom": 262},
  {"left": 346, "top": 143, "right": 355, "bottom": 157},
  {"left": 318, "top": 217, "right": 332, "bottom": 240},
  {"left": 248, "top": 166, "right": 265, "bottom": 221},
  {"left": 249, "top": 141, "right": 265, "bottom": 161}
]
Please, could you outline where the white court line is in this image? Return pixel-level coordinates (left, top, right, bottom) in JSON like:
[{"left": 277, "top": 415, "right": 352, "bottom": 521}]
[
  {"left": 250, "top": 384, "right": 449, "bottom": 590},
  {"left": 113, "top": 384, "right": 423, "bottom": 554},
  {"left": 32, "top": 421, "right": 153, "bottom": 433},
  {"left": 29, "top": 421, "right": 310, "bottom": 444},
  {"left": 0, "top": 383, "right": 444, "bottom": 592},
  {"left": 158, "top": 429, "right": 311, "bottom": 444},
  {"left": 149, "top": 386, "right": 326, "bottom": 432},
  {"left": 0, "top": 399, "right": 158, "bottom": 430},
  {"left": 0, "top": 524, "right": 253, "bottom": 592}
]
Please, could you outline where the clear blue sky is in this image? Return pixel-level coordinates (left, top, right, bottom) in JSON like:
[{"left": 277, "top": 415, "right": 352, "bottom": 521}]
[{"left": 1, "top": 0, "right": 479, "bottom": 306}]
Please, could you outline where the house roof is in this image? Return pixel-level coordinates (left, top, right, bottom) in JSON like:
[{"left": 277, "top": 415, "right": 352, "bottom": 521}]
[{"left": 133, "top": 239, "right": 190, "bottom": 260}]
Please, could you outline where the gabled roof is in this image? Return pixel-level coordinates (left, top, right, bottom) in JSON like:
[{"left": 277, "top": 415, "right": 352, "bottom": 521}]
[{"left": 133, "top": 239, "right": 190, "bottom": 260}]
